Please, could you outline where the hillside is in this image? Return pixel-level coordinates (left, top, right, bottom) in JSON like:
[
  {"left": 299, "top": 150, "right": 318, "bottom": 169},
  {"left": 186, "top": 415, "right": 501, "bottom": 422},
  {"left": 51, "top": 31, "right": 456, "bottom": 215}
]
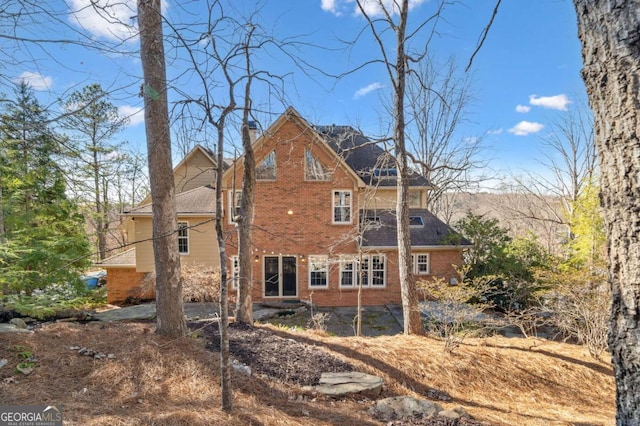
[{"left": 0, "top": 321, "right": 614, "bottom": 425}]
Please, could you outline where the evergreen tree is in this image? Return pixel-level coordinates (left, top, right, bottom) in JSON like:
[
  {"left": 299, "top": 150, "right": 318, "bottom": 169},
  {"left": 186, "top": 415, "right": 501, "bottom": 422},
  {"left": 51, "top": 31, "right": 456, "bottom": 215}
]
[
  {"left": 0, "top": 83, "right": 90, "bottom": 294},
  {"left": 60, "top": 83, "right": 127, "bottom": 261}
]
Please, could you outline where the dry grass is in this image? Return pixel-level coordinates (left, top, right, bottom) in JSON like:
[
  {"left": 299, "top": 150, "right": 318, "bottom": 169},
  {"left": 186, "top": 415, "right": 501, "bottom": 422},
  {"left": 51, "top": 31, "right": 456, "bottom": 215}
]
[{"left": 0, "top": 322, "right": 614, "bottom": 425}]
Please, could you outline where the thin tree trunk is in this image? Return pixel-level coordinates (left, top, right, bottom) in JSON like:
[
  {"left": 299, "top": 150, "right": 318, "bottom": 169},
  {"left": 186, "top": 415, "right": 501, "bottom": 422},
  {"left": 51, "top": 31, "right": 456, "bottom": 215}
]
[
  {"left": 138, "top": 0, "right": 186, "bottom": 338},
  {"left": 394, "top": 0, "right": 424, "bottom": 335},
  {"left": 0, "top": 166, "right": 5, "bottom": 243},
  {"left": 215, "top": 122, "right": 232, "bottom": 411},
  {"left": 573, "top": 1, "right": 640, "bottom": 423}
]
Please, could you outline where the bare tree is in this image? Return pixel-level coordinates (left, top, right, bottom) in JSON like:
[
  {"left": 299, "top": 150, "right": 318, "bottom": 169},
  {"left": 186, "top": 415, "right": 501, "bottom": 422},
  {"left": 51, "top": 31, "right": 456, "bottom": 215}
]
[
  {"left": 406, "top": 56, "right": 487, "bottom": 217},
  {"left": 138, "top": 0, "right": 186, "bottom": 338},
  {"left": 501, "top": 103, "right": 595, "bottom": 252},
  {"left": 354, "top": 0, "right": 453, "bottom": 335},
  {"left": 573, "top": 1, "right": 640, "bottom": 423}
]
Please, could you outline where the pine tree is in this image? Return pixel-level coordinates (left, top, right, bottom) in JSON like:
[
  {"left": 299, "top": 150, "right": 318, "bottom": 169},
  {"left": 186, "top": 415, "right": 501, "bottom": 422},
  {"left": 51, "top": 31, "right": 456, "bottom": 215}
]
[{"left": 0, "top": 83, "right": 90, "bottom": 294}]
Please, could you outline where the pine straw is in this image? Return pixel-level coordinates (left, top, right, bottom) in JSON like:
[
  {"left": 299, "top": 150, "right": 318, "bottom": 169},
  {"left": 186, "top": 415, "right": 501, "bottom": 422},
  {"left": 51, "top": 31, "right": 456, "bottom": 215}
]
[{"left": 0, "top": 322, "right": 614, "bottom": 425}]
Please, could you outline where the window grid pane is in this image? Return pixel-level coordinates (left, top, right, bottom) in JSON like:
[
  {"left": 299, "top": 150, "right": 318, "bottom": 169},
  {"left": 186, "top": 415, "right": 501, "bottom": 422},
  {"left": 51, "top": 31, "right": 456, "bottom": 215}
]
[
  {"left": 309, "top": 256, "right": 328, "bottom": 287},
  {"left": 257, "top": 151, "right": 276, "bottom": 180},
  {"left": 178, "top": 222, "right": 188, "bottom": 254},
  {"left": 371, "top": 255, "right": 385, "bottom": 286}
]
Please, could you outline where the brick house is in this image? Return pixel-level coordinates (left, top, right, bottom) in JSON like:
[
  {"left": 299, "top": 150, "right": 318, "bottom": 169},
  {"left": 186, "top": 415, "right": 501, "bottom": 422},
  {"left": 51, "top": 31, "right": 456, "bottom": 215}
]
[{"left": 98, "top": 107, "right": 469, "bottom": 306}]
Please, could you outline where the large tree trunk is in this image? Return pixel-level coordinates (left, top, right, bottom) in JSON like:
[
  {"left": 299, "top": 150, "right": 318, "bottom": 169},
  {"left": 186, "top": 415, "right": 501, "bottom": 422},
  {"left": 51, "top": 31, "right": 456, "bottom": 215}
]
[
  {"left": 138, "top": 0, "right": 186, "bottom": 338},
  {"left": 574, "top": 1, "right": 640, "bottom": 423},
  {"left": 394, "top": 0, "right": 424, "bottom": 335}
]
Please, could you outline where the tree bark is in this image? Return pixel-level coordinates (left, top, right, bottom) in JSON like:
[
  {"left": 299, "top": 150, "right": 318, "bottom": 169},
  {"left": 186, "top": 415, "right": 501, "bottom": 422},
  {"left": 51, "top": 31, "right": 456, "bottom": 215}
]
[
  {"left": 394, "top": 0, "right": 424, "bottom": 335},
  {"left": 235, "top": 118, "right": 256, "bottom": 324},
  {"left": 573, "top": 1, "right": 640, "bottom": 423},
  {"left": 138, "top": 0, "right": 186, "bottom": 338}
]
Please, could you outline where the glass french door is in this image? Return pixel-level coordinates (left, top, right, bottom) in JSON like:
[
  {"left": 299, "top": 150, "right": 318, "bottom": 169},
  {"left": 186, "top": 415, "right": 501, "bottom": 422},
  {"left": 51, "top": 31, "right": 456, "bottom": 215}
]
[{"left": 264, "top": 256, "right": 297, "bottom": 297}]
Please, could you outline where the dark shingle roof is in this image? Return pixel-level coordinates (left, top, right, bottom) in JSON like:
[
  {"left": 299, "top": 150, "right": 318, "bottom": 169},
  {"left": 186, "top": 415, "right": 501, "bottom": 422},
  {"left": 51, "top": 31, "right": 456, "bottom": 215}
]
[
  {"left": 314, "top": 125, "right": 431, "bottom": 187},
  {"left": 124, "top": 185, "right": 216, "bottom": 215},
  {"left": 360, "top": 209, "right": 471, "bottom": 248}
]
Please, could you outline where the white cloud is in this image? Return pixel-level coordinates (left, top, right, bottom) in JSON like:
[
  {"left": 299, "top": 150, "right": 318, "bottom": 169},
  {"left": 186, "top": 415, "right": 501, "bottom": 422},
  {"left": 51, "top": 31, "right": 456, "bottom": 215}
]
[
  {"left": 508, "top": 121, "right": 544, "bottom": 136},
  {"left": 118, "top": 105, "right": 144, "bottom": 126},
  {"left": 529, "top": 94, "right": 571, "bottom": 111},
  {"left": 356, "top": 0, "right": 426, "bottom": 16},
  {"left": 321, "top": 0, "right": 340, "bottom": 15},
  {"left": 68, "top": 0, "right": 138, "bottom": 42},
  {"left": 320, "top": 0, "right": 425, "bottom": 17},
  {"left": 515, "top": 104, "right": 531, "bottom": 113},
  {"left": 14, "top": 71, "right": 53, "bottom": 91},
  {"left": 354, "top": 82, "right": 384, "bottom": 99},
  {"left": 487, "top": 128, "right": 503, "bottom": 135}
]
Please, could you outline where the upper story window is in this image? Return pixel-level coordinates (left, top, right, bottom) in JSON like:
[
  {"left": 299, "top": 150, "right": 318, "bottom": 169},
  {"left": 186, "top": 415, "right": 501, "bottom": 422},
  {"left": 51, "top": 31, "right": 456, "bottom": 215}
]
[
  {"left": 332, "top": 190, "right": 352, "bottom": 224},
  {"left": 305, "top": 149, "right": 331, "bottom": 181},
  {"left": 257, "top": 150, "right": 276, "bottom": 180},
  {"left": 409, "top": 190, "right": 422, "bottom": 207},
  {"left": 228, "top": 190, "right": 242, "bottom": 223},
  {"left": 177, "top": 222, "right": 189, "bottom": 254}
]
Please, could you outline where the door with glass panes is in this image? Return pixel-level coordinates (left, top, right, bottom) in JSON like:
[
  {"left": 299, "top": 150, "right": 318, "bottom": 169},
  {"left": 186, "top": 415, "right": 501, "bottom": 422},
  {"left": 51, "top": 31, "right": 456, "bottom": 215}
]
[{"left": 263, "top": 256, "right": 297, "bottom": 297}]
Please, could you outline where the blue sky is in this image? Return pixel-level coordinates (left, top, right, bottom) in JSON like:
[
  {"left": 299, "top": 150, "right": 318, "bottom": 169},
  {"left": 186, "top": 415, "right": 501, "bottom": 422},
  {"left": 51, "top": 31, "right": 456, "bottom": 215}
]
[{"left": 3, "top": 0, "right": 586, "bottom": 188}]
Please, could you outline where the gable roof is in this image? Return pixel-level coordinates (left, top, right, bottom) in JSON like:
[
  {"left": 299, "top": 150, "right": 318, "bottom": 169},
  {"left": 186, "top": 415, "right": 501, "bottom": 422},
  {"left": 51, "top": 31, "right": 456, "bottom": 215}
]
[
  {"left": 359, "top": 208, "right": 471, "bottom": 249},
  {"left": 315, "top": 125, "right": 432, "bottom": 188},
  {"left": 123, "top": 185, "right": 216, "bottom": 216},
  {"left": 222, "top": 107, "right": 366, "bottom": 188}
]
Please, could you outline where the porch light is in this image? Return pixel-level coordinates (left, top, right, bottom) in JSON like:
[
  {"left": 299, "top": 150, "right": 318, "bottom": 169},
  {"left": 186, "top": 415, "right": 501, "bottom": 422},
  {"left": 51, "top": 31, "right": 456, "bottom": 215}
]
[
  {"left": 254, "top": 255, "right": 259, "bottom": 262},
  {"left": 300, "top": 255, "right": 306, "bottom": 262},
  {"left": 287, "top": 209, "right": 293, "bottom": 215}
]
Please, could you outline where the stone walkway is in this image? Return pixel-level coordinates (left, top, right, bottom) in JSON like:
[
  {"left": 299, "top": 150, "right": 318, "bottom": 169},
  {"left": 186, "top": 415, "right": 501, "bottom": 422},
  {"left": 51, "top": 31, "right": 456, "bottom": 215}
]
[
  {"left": 91, "top": 302, "right": 405, "bottom": 337},
  {"left": 0, "top": 302, "right": 405, "bottom": 337}
]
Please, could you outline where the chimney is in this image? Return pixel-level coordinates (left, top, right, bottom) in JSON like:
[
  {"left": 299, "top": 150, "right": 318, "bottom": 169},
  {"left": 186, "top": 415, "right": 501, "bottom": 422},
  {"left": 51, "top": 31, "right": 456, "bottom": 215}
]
[{"left": 247, "top": 120, "right": 258, "bottom": 143}]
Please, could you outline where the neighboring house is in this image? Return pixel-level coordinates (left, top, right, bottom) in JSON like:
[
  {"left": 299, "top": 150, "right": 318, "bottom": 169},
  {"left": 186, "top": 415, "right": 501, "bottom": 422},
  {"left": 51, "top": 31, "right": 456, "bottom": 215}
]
[
  {"left": 98, "top": 107, "right": 470, "bottom": 306},
  {"left": 97, "top": 145, "right": 220, "bottom": 303}
]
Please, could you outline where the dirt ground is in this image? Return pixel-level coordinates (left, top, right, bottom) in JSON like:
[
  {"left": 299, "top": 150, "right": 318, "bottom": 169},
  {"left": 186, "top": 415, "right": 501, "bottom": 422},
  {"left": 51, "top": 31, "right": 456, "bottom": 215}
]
[{"left": 0, "top": 319, "right": 614, "bottom": 425}]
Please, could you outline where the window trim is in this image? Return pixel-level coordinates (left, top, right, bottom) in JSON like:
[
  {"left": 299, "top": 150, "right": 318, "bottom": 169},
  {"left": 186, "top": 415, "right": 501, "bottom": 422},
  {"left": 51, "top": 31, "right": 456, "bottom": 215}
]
[
  {"left": 339, "top": 256, "right": 357, "bottom": 288},
  {"left": 308, "top": 255, "right": 329, "bottom": 289},
  {"left": 413, "top": 253, "right": 430, "bottom": 275},
  {"left": 177, "top": 221, "right": 189, "bottom": 255},
  {"left": 332, "top": 189, "right": 353, "bottom": 224}
]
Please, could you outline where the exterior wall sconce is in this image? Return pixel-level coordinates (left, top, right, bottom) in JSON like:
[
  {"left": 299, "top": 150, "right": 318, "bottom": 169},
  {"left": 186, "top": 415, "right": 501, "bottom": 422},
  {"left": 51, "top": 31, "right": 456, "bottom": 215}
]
[
  {"left": 300, "top": 255, "right": 306, "bottom": 262},
  {"left": 287, "top": 209, "right": 293, "bottom": 215},
  {"left": 254, "top": 255, "right": 259, "bottom": 262}
]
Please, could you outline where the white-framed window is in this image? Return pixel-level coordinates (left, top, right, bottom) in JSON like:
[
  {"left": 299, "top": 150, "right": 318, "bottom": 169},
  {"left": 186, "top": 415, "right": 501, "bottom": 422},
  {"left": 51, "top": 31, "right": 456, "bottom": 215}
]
[
  {"left": 308, "top": 255, "right": 328, "bottom": 288},
  {"left": 413, "top": 253, "right": 430, "bottom": 275},
  {"left": 305, "top": 149, "right": 331, "bottom": 181},
  {"left": 228, "top": 190, "right": 242, "bottom": 223},
  {"left": 332, "top": 190, "right": 352, "bottom": 224},
  {"left": 339, "top": 256, "right": 356, "bottom": 287},
  {"left": 370, "top": 254, "right": 386, "bottom": 286},
  {"left": 230, "top": 256, "right": 239, "bottom": 289},
  {"left": 339, "top": 254, "right": 386, "bottom": 288},
  {"left": 177, "top": 221, "right": 189, "bottom": 254},
  {"left": 257, "top": 150, "right": 276, "bottom": 180}
]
